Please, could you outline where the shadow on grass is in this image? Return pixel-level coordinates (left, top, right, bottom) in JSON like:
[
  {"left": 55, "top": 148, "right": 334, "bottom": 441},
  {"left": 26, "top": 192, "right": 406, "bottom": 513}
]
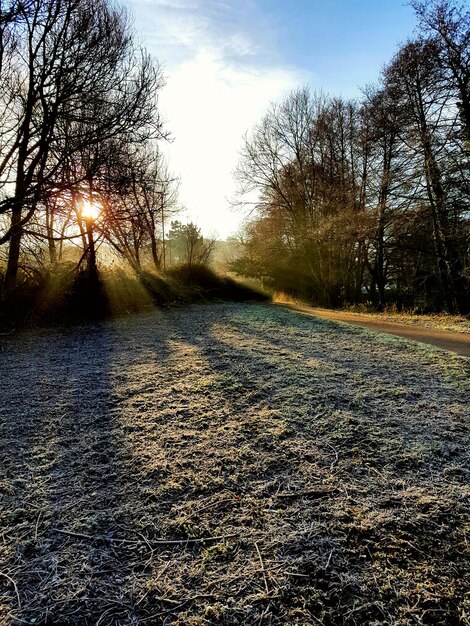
[
  {"left": 0, "top": 314, "right": 182, "bottom": 624},
  {"left": 0, "top": 323, "right": 138, "bottom": 623},
  {"left": 0, "top": 267, "right": 109, "bottom": 331},
  {"left": 157, "top": 303, "right": 469, "bottom": 624}
]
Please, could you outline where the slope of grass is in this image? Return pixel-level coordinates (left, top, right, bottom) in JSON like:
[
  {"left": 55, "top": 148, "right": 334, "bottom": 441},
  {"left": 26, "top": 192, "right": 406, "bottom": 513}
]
[
  {"left": 0, "top": 302, "right": 468, "bottom": 625},
  {"left": 354, "top": 310, "right": 470, "bottom": 334}
]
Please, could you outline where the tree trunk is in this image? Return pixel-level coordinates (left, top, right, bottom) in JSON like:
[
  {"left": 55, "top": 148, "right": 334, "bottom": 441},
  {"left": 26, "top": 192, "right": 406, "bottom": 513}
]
[
  {"left": 4, "top": 206, "right": 22, "bottom": 292},
  {"left": 85, "top": 219, "right": 98, "bottom": 279},
  {"left": 422, "top": 134, "right": 460, "bottom": 313},
  {"left": 416, "top": 86, "right": 460, "bottom": 313},
  {"left": 46, "top": 202, "right": 57, "bottom": 264},
  {"left": 150, "top": 235, "right": 161, "bottom": 272}
]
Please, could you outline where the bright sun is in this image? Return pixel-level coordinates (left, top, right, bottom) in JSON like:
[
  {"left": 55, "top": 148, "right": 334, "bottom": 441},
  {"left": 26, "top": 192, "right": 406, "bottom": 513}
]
[{"left": 81, "top": 200, "right": 101, "bottom": 221}]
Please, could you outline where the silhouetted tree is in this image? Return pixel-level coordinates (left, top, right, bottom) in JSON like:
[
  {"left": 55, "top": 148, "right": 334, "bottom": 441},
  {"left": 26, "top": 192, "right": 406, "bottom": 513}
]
[
  {"left": 235, "top": 42, "right": 469, "bottom": 312},
  {"left": 99, "top": 145, "right": 179, "bottom": 273},
  {"left": 384, "top": 39, "right": 468, "bottom": 312},
  {"left": 411, "top": 0, "right": 470, "bottom": 142},
  {"left": 167, "top": 221, "right": 215, "bottom": 267},
  {"left": 0, "top": 0, "right": 164, "bottom": 291}
]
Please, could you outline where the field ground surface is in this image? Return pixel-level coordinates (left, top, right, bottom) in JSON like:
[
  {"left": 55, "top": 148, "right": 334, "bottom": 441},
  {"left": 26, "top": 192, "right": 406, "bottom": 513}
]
[
  {"left": 279, "top": 303, "right": 470, "bottom": 357},
  {"left": 0, "top": 302, "right": 469, "bottom": 626}
]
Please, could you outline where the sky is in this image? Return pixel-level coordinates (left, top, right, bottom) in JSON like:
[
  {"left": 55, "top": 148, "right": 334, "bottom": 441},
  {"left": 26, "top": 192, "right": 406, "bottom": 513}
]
[{"left": 127, "top": 0, "right": 418, "bottom": 239}]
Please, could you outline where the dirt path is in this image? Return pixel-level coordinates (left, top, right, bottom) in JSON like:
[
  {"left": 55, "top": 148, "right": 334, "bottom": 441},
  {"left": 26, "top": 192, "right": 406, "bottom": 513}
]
[{"left": 279, "top": 303, "right": 470, "bottom": 357}]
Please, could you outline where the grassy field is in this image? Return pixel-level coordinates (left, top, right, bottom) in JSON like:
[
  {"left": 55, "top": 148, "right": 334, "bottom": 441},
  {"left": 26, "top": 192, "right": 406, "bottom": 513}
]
[{"left": 0, "top": 303, "right": 468, "bottom": 625}]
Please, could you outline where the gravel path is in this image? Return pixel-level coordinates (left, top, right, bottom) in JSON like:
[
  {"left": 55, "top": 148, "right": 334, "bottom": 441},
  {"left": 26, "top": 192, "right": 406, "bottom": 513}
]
[{"left": 0, "top": 302, "right": 468, "bottom": 625}]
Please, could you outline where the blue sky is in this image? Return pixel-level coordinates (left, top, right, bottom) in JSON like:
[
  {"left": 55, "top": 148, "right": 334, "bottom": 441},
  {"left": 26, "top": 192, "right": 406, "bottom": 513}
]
[
  {"left": 256, "top": 0, "right": 416, "bottom": 95},
  {"left": 127, "top": 0, "right": 417, "bottom": 238}
]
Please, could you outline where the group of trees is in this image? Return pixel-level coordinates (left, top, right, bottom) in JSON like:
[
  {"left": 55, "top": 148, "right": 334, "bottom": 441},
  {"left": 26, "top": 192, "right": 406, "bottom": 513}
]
[
  {"left": 0, "top": 0, "right": 178, "bottom": 293},
  {"left": 166, "top": 221, "right": 215, "bottom": 267},
  {"left": 234, "top": 0, "right": 470, "bottom": 313}
]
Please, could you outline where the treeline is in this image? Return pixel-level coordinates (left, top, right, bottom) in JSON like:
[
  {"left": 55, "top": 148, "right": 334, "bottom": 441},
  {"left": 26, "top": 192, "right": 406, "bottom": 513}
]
[
  {"left": 0, "top": 0, "right": 176, "bottom": 294},
  {"left": 233, "top": 0, "right": 470, "bottom": 313}
]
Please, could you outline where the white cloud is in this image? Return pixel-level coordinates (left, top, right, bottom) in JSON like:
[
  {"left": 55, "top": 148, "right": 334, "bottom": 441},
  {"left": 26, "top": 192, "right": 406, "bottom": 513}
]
[
  {"left": 160, "top": 51, "right": 302, "bottom": 237},
  {"left": 128, "top": 0, "right": 307, "bottom": 238}
]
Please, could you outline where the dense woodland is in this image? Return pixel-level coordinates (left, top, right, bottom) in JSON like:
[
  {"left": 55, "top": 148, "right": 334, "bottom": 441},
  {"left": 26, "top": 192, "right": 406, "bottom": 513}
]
[
  {"left": 0, "top": 0, "right": 468, "bottom": 317},
  {"left": 233, "top": 0, "right": 470, "bottom": 313}
]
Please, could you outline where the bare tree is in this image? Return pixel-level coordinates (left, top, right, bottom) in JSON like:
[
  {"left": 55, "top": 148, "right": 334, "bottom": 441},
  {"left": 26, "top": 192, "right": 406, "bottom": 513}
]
[
  {"left": 0, "top": 0, "right": 164, "bottom": 291},
  {"left": 411, "top": 0, "right": 470, "bottom": 141},
  {"left": 384, "top": 39, "right": 467, "bottom": 312},
  {"left": 97, "top": 144, "right": 178, "bottom": 273},
  {"left": 236, "top": 89, "right": 369, "bottom": 306},
  {"left": 234, "top": 56, "right": 469, "bottom": 312}
]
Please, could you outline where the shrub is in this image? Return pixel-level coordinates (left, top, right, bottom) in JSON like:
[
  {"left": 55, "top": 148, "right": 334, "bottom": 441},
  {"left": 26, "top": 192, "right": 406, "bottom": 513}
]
[{"left": 0, "top": 263, "right": 270, "bottom": 330}]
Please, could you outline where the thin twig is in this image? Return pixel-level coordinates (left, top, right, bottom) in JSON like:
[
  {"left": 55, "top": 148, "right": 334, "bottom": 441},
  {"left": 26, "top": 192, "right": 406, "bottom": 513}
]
[
  {"left": 254, "top": 542, "right": 269, "bottom": 595},
  {"left": 51, "top": 527, "right": 239, "bottom": 546},
  {"left": 140, "top": 594, "right": 215, "bottom": 621},
  {"left": 258, "top": 605, "right": 270, "bottom": 626},
  {"left": 276, "top": 488, "right": 338, "bottom": 499},
  {"left": 326, "top": 443, "right": 339, "bottom": 469},
  {"left": 0, "top": 572, "right": 21, "bottom": 611},
  {"left": 325, "top": 548, "right": 334, "bottom": 569},
  {"left": 179, "top": 497, "right": 233, "bottom": 523},
  {"left": 284, "top": 571, "right": 310, "bottom": 578},
  {"left": 34, "top": 511, "right": 42, "bottom": 542}
]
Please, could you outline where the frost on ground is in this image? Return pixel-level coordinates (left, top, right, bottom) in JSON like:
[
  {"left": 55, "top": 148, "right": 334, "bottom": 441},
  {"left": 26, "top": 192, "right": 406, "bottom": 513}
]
[{"left": 0, "top": 302, "right": 469, "bottom": 626}]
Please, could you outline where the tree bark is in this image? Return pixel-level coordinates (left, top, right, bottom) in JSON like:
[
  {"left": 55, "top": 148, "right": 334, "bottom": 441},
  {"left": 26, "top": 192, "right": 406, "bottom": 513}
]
[{"left": 4, "top": 206, "right": 22, "bottom": 292}]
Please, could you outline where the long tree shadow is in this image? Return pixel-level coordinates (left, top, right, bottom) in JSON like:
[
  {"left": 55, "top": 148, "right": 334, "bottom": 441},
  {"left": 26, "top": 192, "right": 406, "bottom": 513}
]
[
  {"left": 208, "top": 302, "right": 470, "bottom": 413},
  {"left": 0, "top": 310, "right": 178, "bottom": 624}
]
